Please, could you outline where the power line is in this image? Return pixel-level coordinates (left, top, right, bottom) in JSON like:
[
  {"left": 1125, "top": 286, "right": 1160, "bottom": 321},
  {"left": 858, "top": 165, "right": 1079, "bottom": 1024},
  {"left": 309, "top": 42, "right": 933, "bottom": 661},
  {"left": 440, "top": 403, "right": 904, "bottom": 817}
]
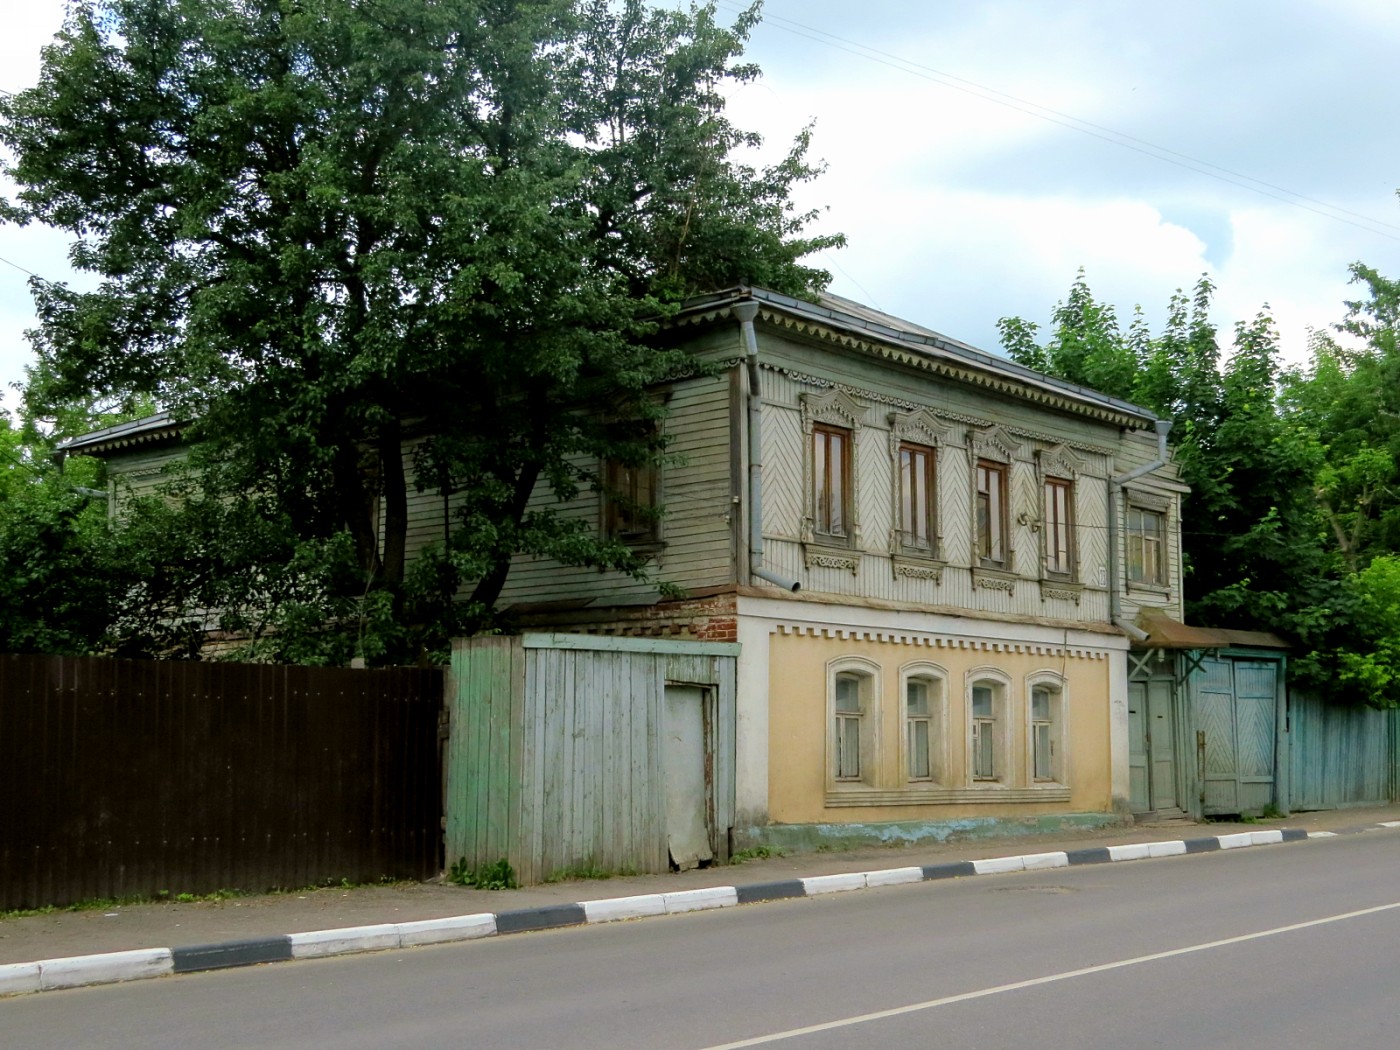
[{"left": 722, "top": 2, "right": 1400, "bottom": 244}]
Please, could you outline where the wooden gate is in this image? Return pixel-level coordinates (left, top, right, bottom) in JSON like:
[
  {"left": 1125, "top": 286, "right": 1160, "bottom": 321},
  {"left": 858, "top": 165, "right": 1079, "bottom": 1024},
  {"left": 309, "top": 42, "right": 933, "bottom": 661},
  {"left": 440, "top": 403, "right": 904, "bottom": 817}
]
[{"left": 1196, "top": 654, "right": 1282, "bottom": 816}]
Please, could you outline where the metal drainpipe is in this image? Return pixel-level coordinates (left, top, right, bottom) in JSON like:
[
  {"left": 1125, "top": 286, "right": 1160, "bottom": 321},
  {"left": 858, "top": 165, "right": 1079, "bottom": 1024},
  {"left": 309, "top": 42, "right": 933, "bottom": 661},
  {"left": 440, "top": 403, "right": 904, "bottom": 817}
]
[
  {"left": 733, "top": 301, "right": 801, "bottom": 593},
  {"left": 1108, "top": 417, "right": 1173, "bottom": 640}
]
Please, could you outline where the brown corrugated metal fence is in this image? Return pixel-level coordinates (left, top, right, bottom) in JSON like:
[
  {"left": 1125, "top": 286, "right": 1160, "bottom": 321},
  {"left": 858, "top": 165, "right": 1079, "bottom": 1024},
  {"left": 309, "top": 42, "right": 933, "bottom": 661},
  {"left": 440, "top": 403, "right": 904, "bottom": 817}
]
[{"left": 0, "top": 655, "right": 442, "bottom": 910}]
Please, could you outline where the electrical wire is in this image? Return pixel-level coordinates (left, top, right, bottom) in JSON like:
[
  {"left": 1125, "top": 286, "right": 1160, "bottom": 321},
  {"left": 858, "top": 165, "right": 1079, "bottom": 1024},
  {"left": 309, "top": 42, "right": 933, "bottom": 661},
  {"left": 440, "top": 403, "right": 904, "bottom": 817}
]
[{"left": 719, "top": 0, "right": 1400, "bottom": 243}]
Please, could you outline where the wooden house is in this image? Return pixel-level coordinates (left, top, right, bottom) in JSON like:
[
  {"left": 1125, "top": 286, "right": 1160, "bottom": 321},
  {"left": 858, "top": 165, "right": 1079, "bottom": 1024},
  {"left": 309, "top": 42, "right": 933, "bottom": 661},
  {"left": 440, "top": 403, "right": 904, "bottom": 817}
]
[{"left": 72, "top": 286, "right": 1270, "bottom": 859}]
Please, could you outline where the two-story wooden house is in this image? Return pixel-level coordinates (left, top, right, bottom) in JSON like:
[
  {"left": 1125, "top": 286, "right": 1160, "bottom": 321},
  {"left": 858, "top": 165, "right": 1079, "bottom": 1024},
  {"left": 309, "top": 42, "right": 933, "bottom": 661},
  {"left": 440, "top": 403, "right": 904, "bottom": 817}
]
[
  {"left": 66, "top": 285, "right": 1208, "bottom": 854},
  {"left": 490, "top": 287, "right": 1188, "bottom": 847}
]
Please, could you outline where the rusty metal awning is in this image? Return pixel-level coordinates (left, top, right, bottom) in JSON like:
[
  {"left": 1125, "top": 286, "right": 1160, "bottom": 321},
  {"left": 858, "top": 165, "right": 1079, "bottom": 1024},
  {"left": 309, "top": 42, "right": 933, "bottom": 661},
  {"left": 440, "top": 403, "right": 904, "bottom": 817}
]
[{"left": 1134, "top": 607, "right": 1289, "bottom": 650}]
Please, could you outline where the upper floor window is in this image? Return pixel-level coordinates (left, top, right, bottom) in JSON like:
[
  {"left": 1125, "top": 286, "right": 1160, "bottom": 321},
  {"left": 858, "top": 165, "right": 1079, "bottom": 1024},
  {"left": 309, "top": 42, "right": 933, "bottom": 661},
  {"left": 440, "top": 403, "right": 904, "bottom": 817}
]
[
  {"left": 1126, "top": 505, "right": 1166, "bottom": 585},
  {"left": 1043, "top": 477, "right": 1075, "bottom": 578},
  {"left": 975, "top": 460, "right": 1007, "bottom": 566},
  {"left": 604, "top": 457, "right": 659, "bottom": 545},
  {"left": 813, "top": 424, "right": 851, "bottom": 540},
  {"left": 899, "top": 443, "right": 936, "bottom": 555}
]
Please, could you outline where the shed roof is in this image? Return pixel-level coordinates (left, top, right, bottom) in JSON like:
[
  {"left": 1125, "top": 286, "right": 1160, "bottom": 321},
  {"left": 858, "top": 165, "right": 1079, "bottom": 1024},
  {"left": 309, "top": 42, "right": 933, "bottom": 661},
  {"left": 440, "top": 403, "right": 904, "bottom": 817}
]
[{"left": 1134, "top": 607, "right": 1289, "bottom": 651}]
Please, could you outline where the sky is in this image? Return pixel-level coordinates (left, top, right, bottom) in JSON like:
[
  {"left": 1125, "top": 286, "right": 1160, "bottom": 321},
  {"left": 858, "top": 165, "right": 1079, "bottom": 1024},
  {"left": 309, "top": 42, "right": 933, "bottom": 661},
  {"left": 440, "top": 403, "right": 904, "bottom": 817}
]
[{"left": 4, "top": 0, "right": 1400, "bottom": 411}]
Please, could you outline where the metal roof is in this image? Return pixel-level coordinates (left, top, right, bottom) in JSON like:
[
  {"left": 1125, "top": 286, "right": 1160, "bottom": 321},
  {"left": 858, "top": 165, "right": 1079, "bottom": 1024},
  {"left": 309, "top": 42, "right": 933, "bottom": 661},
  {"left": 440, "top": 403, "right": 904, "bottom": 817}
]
[
  {"left": 58, "top": 411, "right": 180, "bottom": 455},
  {"left": 675, "top": 286, "right": 1163, "bottom": 429}
]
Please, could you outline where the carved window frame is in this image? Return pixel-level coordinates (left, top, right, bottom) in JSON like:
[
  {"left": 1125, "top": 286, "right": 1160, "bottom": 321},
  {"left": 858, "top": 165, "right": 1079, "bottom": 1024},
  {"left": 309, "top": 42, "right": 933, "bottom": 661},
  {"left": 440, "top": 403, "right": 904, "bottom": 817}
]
[
  {"left": 968, "top": 426, "right": 1025, "bottom": 587},
  {"left": 888, "top": 409, "right": 953, "bottom": 582},
  {"left": 801, "top": 389, "right": 868, "bottom": 572},
  {"left": 1036, "top": 445, "right": 1082, "bottom": 602}
]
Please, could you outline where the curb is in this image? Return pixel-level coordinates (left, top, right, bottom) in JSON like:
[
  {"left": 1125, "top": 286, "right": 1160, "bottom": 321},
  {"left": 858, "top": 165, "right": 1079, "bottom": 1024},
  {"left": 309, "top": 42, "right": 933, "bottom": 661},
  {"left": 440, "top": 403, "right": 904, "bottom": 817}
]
[{"left": 0, "top": 822, "right": 1376, "bottom": 999}]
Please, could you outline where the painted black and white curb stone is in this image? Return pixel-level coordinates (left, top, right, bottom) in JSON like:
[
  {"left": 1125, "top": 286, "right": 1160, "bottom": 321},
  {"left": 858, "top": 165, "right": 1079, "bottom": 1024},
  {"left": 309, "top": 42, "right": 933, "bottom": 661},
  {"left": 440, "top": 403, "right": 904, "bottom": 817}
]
[{"left": 0, "top": 823, "right": 1377, "bottom": 998}]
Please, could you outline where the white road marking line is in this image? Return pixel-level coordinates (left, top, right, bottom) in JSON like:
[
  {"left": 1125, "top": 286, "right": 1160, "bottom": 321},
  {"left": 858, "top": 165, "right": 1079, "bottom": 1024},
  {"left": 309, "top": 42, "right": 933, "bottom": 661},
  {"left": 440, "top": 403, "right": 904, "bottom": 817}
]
[
  {"left": 1378, "top": 821, "right": 1400, "bottom": 828},
  {"left": 695, "top": 900, "right": 1400, "bottom": 1050}
]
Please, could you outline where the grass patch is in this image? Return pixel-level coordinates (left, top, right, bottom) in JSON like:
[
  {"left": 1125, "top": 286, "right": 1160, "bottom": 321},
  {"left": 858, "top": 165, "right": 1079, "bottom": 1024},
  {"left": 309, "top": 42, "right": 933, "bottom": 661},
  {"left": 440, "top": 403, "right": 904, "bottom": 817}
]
[
  {"left": 447, "top": 857, "right": 519, "bottom": 890},
  {"left": 729, "top": 845, "right": 785, "bottom": 865}
]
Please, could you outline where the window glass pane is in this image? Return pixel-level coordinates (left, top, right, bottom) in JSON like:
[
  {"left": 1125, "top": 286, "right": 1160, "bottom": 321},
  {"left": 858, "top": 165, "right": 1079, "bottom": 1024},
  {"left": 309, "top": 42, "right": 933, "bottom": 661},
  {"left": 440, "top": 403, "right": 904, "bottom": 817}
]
[
  {"left": 814, "top": 433, "right": 828, "bottom": 529},
  {"left": 974, "top": 722, "right": 995, "bottom": 778},
  {"left": 972, "top": 684, "right": 993, "bottom": 718},
  {"left": 1034, "top": 722, "right": 1052, "bottom": 780},
  {"left": 1032, "top": 687, "right": 1050, "bottom": 721},
  {"left": 835, "top": 675, "right": 860, "bottom": 712},
  {"left": 829, "top": 433, "right": 844, "bottom": 533},
  {"left": 906, "top": 679, "right": 929, "bottom": 716},
  {"left": 838, "top": 716, "right": 860, "bottom": 778},
  {"left": 900, "top": 449, "right": 913, "bottom": 537},
  {"left": 909, "top": 719, "right": 930, "bottom": 780}
]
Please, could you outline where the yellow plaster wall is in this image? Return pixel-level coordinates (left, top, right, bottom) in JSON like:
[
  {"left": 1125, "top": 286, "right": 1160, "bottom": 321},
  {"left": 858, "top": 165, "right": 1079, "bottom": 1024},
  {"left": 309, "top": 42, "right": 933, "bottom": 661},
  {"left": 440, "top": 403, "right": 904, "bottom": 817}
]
[{"left": 766, "top": 629, "right": 1114, "bottom": 824}]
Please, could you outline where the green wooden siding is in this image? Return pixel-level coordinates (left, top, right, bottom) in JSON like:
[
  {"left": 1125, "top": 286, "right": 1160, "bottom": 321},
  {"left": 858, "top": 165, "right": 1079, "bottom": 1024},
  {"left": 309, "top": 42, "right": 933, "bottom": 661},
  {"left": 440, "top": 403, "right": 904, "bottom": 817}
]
[
  {"left": 1289, "top": 691, "right": 1397, "bottom": 810},
  {"left": 445, "top": 634, "right": 737, "bottom": 884}
]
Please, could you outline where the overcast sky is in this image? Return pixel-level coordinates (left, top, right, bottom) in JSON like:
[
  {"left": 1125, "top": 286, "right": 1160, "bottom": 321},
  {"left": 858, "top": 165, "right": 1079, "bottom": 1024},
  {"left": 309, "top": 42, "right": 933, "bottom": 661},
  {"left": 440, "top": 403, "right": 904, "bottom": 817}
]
[{"left": 4, "top": 0, "right": 1400, "bottom": 412}]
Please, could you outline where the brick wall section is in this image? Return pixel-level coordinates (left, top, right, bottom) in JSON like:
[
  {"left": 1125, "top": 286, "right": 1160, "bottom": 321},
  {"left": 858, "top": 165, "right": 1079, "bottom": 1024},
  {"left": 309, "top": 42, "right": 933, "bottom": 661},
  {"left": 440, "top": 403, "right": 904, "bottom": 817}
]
[{"left": 511, "top": 591, "right": 738, "bottom": 641}]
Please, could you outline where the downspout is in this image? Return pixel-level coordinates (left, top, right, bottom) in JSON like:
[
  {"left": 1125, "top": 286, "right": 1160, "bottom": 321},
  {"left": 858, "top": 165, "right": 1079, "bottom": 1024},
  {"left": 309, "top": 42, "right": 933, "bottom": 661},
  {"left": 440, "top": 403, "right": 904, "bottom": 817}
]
[
  {"left": 1108, "top": 417, "right": 1172, "bottom": 641},
  {"left": 733, "top": 301, "right": 801, "bottom": 593}
]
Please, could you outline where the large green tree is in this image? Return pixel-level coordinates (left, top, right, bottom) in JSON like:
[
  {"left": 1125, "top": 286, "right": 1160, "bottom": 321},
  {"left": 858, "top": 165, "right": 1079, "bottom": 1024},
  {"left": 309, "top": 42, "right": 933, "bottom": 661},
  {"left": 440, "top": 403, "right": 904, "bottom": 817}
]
[
  {"left": 1, "top": 0, "right": 840, "bottom": 661},
  {"left": 1001, "top": 268, "right": 1400, "bottom": 707}
]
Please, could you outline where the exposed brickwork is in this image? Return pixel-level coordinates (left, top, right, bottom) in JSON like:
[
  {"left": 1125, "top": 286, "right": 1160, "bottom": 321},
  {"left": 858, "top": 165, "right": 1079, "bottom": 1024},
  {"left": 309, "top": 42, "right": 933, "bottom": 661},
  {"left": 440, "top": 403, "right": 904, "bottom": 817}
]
[{"left": 509, "top": 591, "right": 739, "bottom": 641}]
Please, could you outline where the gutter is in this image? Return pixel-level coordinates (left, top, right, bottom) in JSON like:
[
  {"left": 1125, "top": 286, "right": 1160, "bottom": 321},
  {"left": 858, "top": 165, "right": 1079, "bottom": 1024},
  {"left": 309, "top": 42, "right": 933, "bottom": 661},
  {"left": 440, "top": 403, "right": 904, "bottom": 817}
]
[
  {"left": 1108, "top": 418, "right": 1173, "bottom": 641},
  {"left": 733, "top": 301, "right": 801, "bottom": 593}
]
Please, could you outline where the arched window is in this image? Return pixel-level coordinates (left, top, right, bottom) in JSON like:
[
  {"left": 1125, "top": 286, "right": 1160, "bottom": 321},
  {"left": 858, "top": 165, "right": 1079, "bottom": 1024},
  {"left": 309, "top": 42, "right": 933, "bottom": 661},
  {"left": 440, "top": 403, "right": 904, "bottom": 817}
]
[
  {"left": 1026, "top": 672, "right": 1068, "bottom": 785},
  {"left": 827, "top": 658, "right": 880, "bottom": 786},
  {"left": 900, "top": 662, "right": 948, "bottom": 785},
  {"left": 966, "top": 669, "right": 1011, "bottom": 785}
]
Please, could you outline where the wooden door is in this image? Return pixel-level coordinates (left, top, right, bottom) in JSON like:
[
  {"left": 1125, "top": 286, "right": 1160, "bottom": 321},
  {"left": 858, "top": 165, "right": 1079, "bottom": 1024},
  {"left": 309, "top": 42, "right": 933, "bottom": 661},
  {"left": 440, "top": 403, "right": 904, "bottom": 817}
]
[
  {"left": 1129, "top": 677, "right": 1178, "bottom": 814},
  {"left": 663, "top": 685, "right": 713, "bottom": 871}
]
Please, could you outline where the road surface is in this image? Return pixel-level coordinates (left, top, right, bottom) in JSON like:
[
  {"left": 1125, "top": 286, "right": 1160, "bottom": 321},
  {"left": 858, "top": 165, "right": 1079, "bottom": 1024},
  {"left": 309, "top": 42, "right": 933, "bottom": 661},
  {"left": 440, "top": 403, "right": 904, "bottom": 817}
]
[{"left": 5, "top": 832, "right": 1398, "bottom": 1049}]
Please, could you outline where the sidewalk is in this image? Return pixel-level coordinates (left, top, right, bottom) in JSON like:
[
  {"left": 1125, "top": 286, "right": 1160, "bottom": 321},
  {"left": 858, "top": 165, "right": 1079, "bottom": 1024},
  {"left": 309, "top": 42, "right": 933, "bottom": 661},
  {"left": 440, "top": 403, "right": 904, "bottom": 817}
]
[{"left": 5, "top": 804, "right": 1398, "bottom": 972}]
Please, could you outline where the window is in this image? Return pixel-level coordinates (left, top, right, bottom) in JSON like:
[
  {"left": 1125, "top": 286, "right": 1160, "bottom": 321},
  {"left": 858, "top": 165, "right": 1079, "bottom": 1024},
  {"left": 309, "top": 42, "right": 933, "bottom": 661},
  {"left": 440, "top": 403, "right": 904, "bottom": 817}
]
[
  {"left": 1026, "top": 675, "right": 1066, "bottom": 786},
  {"left": 971, "top": 684, "right": 997, "bottom": 780},
  {"left": 1031, "top": 686, "right": 1055, "bottom": 781},
  {"left": 975, "top": 460, "right": 1007, "bottom": 565},
  {"left": 1126, "top": 505, "right": 1166, "bottom": 585},
  {"left": 1043, "top": 477, "right": 1075, "bottom": 578},
  {"left": 828, "top": 659, "right": 878, "bottom": 787},
  {"left": 905, "top": 677, "right": 933, "bottom": 780},
  {"left": 604, "top": 457, "right": 659, "bottom": 545},
  {"left": 813, "top": 424, "right": 851, "bottom": 539},
  {"left": 898, "top": 443, "right": 936, "bottom": 554},
  {"left": 833, "top": 673, "right": 863, "bottom": 781}
]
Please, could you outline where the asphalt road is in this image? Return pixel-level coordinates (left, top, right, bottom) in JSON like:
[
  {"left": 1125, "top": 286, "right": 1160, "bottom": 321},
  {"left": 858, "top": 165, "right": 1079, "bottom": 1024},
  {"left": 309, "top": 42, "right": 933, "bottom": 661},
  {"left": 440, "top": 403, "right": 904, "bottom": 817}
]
[{"left": 6, "top": 832, "right": 1400, "bottom": 1049}]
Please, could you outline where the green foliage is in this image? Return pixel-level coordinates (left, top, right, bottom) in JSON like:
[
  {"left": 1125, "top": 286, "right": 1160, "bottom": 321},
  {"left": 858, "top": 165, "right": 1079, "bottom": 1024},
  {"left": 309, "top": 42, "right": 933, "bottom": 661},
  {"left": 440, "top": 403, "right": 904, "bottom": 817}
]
[
  {"left": 0, "top": 0, "right": 839, "bottom": 662},
  {"left": 1002, "top": 265, "right": 1400, "bottom": 708},
  {"left": 728, "top": 844, "right": 784, "bottom": 864},
  {"left": 447, "top": 857, "right": 519, "bottom": 891}
]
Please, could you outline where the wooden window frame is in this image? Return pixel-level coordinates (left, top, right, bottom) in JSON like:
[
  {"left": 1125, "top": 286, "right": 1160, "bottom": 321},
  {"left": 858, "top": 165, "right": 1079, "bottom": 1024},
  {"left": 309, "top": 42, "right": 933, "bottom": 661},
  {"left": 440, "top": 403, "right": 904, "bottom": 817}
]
[
  {"left": 827, "top": 657, "right": 880, "bottom": 789},
  {"left": 901, "top": 667, "right": 947, "bottom": 785},
  {"left": 1125, "top": 504, "right": 1167, "bottom": 586},
  {"left": 1042, "top": 476, "right": 1075, "bottom": 580},
  {"left": 812, "top": 423, "right": 852, "bottom": 542},
  {"left": 1026, "top": 673, "right": 1068, "bottom": 786},
  {"left": 898, "top": 442, "right": 937, "bottom": 557},
  {"left": 975, "top": 460, "right": 1008, "bottom": 568},
  {"left": 603, "top": 456, "right": 660, "bottom": 547}
]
